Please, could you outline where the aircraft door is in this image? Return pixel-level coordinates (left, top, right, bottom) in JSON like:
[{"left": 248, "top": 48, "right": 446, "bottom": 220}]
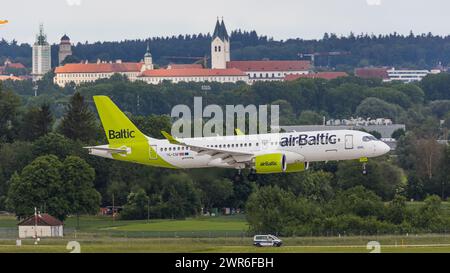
[
  {"left": 149, "top": 145, "right": 158, "bottom": 160},
  {"left": 345, "top": 135, "right": 353, "bottom": 149}
]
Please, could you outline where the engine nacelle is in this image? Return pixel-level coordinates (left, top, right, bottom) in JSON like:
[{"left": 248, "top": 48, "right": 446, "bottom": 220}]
[
  {"left": 254, "top": 153, "right": 287, "bottom": 174},
  {"left": 285, "top": 162, "right": 309, "bottom": 173}
]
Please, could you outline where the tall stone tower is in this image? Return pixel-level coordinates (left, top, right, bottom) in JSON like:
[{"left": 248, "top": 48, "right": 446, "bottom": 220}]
[
  {"left": 58, "top": 34, "right": 72, "bottom": 65},
  {"left": 141, "top": 42, "right": 154, "bottom": 71},
  {"left": 32, "top": 24, "right": 51, "bottom": 81},
  {"left": 211, "top": 18, "right": 230, "bottom": 69}
]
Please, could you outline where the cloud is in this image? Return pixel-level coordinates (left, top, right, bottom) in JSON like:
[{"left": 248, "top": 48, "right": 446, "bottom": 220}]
[
  {"left": 66, "top": 0, "right": 82, "bottom": 6},
  {"left": 366, "top": 0, "right": 382, "bottom": 6}
]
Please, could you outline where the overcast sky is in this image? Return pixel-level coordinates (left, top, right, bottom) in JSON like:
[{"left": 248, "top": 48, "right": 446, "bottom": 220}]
[{"left": 0, "top": 0, "right": 449, "bottom": 44}]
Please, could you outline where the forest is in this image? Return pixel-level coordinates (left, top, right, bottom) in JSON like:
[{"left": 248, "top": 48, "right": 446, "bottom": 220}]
[
  {"left": 2, "top": 71, "right": 450, "bottom": 235},
  {"left": 1, "top": 30, "right": 450, "bottom": 70}
]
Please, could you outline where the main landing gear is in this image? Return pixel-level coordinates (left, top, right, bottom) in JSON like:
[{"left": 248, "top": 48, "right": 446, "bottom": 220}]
[
  {"left": 233, "top": 170, "right": 244, "bottom": 183},
  {"left": 232, "top": 169, "right": 258, "bottom": 182}
]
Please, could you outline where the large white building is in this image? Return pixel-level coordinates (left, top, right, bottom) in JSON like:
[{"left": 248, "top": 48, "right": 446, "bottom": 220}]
[
  {"left": 138, "top": 67, "right": 248, "bottom": 84},
  {"left": 32, "top": 24, "right": 51, "bottom": 81},
  {"left": 384, "top": 68, "right": 440, "bottom": 83},
  {"left": 54, "top": 19, "right": 311, "bottom": 87},
  {"left": 54, "top": 46, "right": 153, "bottom": 87},
  {"left": 227, "top": 60, "right": 311, "bottom": 83}
]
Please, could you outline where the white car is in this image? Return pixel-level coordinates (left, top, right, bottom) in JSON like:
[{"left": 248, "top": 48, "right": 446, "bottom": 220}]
[{"left": 253, "top": 234, "right": 283, "bottom": 247}]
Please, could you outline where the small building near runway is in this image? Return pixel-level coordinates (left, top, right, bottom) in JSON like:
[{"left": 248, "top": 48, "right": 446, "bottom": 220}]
[{"left": 18, "top": 213, "right": 64, "bottom": 238}]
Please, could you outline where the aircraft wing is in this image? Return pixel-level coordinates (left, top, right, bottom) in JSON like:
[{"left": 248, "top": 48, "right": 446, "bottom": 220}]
[
  {"left": 161, "top": 131, "right": 254, "bottom": 163},
  {"left": 84, "top": 146, "right": 129, "bottom": 154}
]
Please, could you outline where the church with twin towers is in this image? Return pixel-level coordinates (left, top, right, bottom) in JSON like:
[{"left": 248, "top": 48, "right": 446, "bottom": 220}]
[{"left": 54, "top": 18, "right": 313, "bottom": 87}]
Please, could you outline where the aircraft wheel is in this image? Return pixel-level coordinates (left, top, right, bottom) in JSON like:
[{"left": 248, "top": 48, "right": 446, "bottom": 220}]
[{"left": 233, "top": 173, "right": 244, "bottom": 183}]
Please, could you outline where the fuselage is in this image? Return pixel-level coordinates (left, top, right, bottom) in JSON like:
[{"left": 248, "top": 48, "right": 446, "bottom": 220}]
[{"left": 90, "top": 129, "right": 390, "bottom": 169}]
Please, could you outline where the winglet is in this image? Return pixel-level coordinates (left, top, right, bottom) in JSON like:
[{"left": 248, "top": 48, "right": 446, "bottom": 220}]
[
  {"left": 235, "top": 128, "right": 244, "bottom": 135},
  {"left": 161, "top": 131, "right": 181, "bottom": 144}
]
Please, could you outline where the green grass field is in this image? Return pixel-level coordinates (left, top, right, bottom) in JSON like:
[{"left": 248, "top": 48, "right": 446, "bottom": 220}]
[{"left": 2, "top": 213, "right": 450, "bottom": 253}]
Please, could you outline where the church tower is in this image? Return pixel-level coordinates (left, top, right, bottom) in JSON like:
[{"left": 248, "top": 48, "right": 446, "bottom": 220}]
[
  {"left": 141, "top": 42, "right": 154, "bottom": 71},
  {"left": 211, "top": 18, "right": 230, "bottom": 69},
  {"left": 58, "top": 34, "right": 72, "bottom": 65}
]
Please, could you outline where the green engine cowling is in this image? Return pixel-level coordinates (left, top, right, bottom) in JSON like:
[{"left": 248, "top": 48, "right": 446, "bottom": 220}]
[
  {"left": 254, "top": 153, "right": 287, "bottom": 174},
  {"left": 254, "top": 154, "right": 308, "bottom": 174}
]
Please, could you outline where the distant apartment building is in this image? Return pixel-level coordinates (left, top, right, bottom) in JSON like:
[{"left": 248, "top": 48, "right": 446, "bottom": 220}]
[
  {"left": 32, "top": 24, "right": 51, "bottom": 81},
  {"left": 385, "top": 68, "right": 440, "bottom": 83},
  {"left": 355, "top": 67, "right": 441, "bottom": 83}
]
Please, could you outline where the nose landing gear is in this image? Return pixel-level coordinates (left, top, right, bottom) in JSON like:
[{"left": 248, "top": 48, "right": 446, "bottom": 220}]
[
  {"left": 247, "top": 169, "right": 258, "bottom": 182},
  {"left": 233, "top": 169, "right": 244, "bottom": 182},
  {"left": 360, "top": 157, "right": 368, "bottom": 175}
]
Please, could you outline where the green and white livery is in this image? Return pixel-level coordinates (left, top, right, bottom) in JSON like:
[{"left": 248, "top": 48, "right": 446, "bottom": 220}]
[{"left": 86, "top": 96, "right": 390, "bottom": 181}]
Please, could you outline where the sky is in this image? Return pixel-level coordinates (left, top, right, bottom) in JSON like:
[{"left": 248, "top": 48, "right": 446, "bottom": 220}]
[{"left": 0, "top": 0, "right": 449, "bottom": 44}]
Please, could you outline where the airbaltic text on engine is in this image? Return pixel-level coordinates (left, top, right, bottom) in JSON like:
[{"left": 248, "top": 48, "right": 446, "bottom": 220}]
[
  {"left": 108, "top": 129, "right": 136, "bottom": 139},
  {"left": 280, "top": 133, "right": 337, "bottom": 146}
]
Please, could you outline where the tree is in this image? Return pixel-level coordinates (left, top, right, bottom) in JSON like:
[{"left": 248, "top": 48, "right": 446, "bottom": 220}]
[
  {"left": 0, "top": 86, "right": 21, "bottom": 142},
  {"left": 196, "top": 178, "right": 234, "bottom": 210},
  {"left": 330, "top": 186, "right": 385, "bottom": 218},
  {"left": 6, "top": 155, "right": 69, "bottom": 220},
  {"left": 355, "top": 97, "right": 399, "bottom": 120},
  {"left": 61, "top": 156, "right": 101, "bottom": 226},
  {"left": 336, "top": 160, "right": 403, "bottom": 200},
  {"left": 391, "top": 128, "right": 405, "bottom": 140},
  {"left": 246, "top": 185, "right": 297, "bottom": 234},
  {"left": 298, "top": 110, "right": 323, "bottom": 125},
  {"left": 20, "top": 104, "right": 53, "bottom": 141},
  {"left": 33, "top": 133, "right": 80, "bottom": 160},
  {"left": 120, "top": 188, "right": 149, "bottom": 220},
  {"left": 59, "top": 92, "right": 97, "bottom": 142}
]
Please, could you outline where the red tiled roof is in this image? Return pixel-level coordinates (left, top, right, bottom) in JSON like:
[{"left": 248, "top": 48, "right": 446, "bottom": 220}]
[
  {"left": 355, "top": 68, "right": 389, "bottom": 79},
  {"left": 18, "top": 213, "right": 63, "bottom": 226},
  {"left": 285, "top": 72, "right": 348, "bottom": 81},
  {"left": 227, "top": 60, "right": 311, "bottom": 72},
  {"left": 139, "top": 68, "right": 246, "bottom": 77},
  {"left": 167, "top": 64, "right": 203, "bottom": 69},
  {"left": 6, "top": 63, "right": 26, "bottom": 69},
  {"left": 55, "top": 62, "right": 143, "bottom": 74}
]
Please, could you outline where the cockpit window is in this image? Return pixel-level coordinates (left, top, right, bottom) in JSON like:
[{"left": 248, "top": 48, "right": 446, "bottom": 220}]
[{"left": 363, "top": 136, "right": 378, "bottom": 142}]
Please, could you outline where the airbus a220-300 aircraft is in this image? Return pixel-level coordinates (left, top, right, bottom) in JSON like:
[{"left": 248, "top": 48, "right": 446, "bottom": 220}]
[{"left": 86, "top": 96, "right": 391, "bottom": 182}]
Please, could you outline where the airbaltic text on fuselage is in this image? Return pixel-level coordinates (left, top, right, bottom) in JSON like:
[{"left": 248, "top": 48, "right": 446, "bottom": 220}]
[
  {"left": 108, "top": 129, "right": 135, "bottom": 139},
  {"left": 280, "top": 133, "right": 337, "bottom": 147}
]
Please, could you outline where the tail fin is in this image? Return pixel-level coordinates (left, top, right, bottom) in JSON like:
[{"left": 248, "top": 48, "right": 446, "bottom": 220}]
[{"left": 93, "top": 96, "right": 147, "bottom": 145}]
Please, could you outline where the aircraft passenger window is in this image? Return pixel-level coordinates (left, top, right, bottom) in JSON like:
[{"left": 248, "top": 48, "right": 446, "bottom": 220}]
[
  {"left": 227, "top": 144, "right": 230, "bottom": 148},
  {"left": 244, "top": 143, "right": 247, "bottom": 147},
  {"left": 256, "top": 143, "right": 259, "bottom": 146},
  {"left": 240, "top": 144, "right": 243, "bottom": 147},
  {"left": 249, "top": 143, "right": 252, "bottom": 147},
  {"left": 219, "top": 145, "right": 222, "bottom": 148}
]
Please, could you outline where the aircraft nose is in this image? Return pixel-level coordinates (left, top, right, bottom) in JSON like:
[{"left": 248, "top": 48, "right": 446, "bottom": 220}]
[{"left": 380, "top": 142, "right": 391, "bottom": 155}]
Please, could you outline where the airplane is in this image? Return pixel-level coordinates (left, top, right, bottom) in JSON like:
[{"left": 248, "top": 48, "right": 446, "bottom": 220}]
[
  {"left": 85, "top": 96, "right": 391, "bottom": 182},
  {"left": 0, "top": 20, "right": 8, "bottom": 25}
]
